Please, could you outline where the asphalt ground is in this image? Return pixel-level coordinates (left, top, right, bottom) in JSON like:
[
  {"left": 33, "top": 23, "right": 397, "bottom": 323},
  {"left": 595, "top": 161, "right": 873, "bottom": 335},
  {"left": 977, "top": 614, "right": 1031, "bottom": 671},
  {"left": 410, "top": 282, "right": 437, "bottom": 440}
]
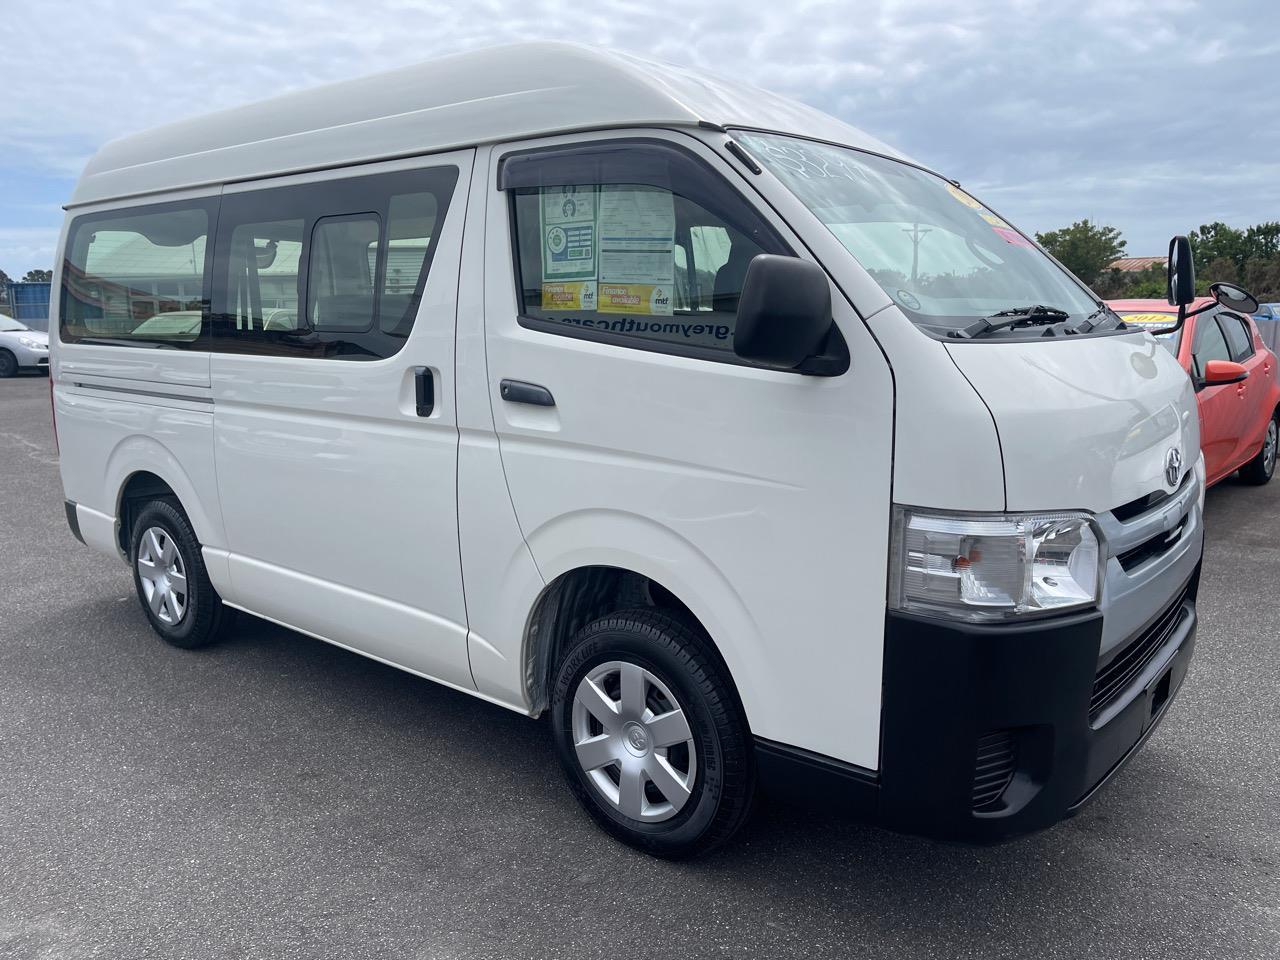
[{"left": 1, "top": 372, "right": 1278, "bottom": 960}]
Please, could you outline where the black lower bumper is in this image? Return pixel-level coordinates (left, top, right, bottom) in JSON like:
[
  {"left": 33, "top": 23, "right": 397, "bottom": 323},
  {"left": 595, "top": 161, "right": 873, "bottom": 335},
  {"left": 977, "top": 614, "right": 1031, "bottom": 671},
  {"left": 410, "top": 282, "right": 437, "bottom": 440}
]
[{"left": 755, "top": 566, "right": 1200, "bottom": 842}]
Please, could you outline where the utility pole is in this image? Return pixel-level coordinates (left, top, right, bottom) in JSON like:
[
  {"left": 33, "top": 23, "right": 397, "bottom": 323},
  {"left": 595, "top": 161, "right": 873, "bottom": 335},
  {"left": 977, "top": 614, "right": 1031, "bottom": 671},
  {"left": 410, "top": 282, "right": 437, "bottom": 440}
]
[{"left": 902, "top": 223, "right": 932, "bottom": 282}]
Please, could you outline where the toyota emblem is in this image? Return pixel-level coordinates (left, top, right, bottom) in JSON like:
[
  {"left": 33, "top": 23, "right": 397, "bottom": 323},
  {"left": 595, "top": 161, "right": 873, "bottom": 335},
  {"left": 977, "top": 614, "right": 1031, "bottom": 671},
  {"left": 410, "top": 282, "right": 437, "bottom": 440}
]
[{"left": 1165, "top": 447, "right": 1183, "bottom": 488}]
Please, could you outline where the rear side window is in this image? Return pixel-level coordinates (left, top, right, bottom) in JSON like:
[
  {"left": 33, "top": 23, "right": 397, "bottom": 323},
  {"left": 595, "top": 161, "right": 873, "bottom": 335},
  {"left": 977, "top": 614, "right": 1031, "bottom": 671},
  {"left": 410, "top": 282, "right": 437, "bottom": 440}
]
[
  {"left": 501, "top": 141, "right": 792, "bottom": 364},
  {"left": 211, "top": 165, "right": 457, "bottom": 360},
  {"left": 1219, "top": 313, "right": 1254, "bottom": 362},
  {"left": 61, "top": 200, "right": 216, "bottom": 345}
]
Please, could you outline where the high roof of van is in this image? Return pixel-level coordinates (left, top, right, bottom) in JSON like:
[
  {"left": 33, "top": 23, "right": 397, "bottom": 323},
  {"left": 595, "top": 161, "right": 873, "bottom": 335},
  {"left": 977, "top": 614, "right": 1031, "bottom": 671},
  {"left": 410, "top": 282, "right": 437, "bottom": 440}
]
[{"left": 70, "top": 41, "right": 911, "bottom": 208}]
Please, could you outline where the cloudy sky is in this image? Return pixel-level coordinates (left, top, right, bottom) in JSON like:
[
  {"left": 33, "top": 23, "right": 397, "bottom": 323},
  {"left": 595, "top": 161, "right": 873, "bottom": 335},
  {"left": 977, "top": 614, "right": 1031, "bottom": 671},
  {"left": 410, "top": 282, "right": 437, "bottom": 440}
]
[{"left": 2, "top": 0, "right": 1277, "bottom": 276}]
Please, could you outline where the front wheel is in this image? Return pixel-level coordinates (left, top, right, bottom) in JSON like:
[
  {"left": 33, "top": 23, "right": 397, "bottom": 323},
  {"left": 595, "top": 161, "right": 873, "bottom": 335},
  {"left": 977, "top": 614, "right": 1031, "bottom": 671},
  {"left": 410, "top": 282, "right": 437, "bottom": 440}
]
[
  {"left": 1239, "top": 415, "right": 1278, "bottom": 485},
  {"left": 551, "top": 608, "right": 754, "bottom": 858},
  {"left": 0, "top": 350, "right": 17, "bottom": 378}
]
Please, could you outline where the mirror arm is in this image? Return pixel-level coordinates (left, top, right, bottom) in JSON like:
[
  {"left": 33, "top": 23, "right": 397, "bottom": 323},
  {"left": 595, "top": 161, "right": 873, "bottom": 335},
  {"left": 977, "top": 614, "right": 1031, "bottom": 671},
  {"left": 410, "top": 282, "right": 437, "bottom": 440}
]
[{"left": 1162, "top": 299, "right": 1214, "bottom": 338}]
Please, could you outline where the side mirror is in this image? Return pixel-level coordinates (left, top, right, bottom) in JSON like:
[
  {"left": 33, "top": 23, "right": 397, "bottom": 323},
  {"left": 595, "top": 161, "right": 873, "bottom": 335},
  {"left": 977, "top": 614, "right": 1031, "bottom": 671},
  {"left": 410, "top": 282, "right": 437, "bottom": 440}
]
[
  {"left": 1167, "top": 235, "right": 1196, "bottom": 306},
  {"left": 1202, "top": 359, "right": 1249, "bottom": 387},
  {"left": 734, "top": 255, "right": 834, "bottom": 369},
  {"left": 1209, "top": 281, "right": 1259, "bottom": 315}
]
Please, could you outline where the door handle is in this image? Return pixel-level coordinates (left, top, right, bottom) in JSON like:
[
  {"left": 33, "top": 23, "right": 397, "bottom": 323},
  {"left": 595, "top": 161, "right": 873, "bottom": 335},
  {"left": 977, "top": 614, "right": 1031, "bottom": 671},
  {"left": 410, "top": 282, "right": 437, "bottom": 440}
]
[
  {"left": 415, "top": 367, "right": 434, "bottom": 417},
  {"left": 500, "top": 379, "right": 555, "bottom": 407}
]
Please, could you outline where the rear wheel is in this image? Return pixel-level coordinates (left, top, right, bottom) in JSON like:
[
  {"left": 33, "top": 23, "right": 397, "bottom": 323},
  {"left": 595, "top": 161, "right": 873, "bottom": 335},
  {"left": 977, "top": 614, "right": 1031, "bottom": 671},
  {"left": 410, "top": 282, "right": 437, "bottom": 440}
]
[
  {"left": 1239, "top": 414, "right": 1278, "bottom": 485},
  {"left": 0, "top": 350, "right": 17, "bottom": 378},
  {"left": 551, "top": 608, "right": 754, "bottom": 858},
  {"left": 129, "top": 500, "right": 231, "bottom": 648}
]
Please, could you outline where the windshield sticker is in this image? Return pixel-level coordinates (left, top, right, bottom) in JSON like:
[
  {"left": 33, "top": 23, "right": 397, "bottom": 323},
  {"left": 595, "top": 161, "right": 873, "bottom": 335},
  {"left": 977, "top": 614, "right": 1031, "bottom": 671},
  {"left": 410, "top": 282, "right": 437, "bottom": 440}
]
[
  {"left": 596, "top": 187, "right": 676, "bottom": 316},
  {"left": 896, "top": 290, "right": 922, "bottom": 310},
  {"left": 991, "top": 226, "right": 1035, "bottom": 249},
  {"left": 946, "top": 183, "right": 984, "bottom": 210},
  {"left": 980, "top": 212, "right": 1011, "bottom": 229},
  {"left": 540, "top": 185, "right": 597, "bottom": 283}
]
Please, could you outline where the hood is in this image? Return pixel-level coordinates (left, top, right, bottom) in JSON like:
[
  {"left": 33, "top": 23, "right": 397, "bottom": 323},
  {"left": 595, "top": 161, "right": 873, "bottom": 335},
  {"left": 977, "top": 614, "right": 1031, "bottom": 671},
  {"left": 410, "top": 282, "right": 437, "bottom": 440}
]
[
  {"left": 946, "top": 331, "right": 1198, "bottom": 514},
  {"left": 1, "top": 326, "right": 46, "bottom": 344}
]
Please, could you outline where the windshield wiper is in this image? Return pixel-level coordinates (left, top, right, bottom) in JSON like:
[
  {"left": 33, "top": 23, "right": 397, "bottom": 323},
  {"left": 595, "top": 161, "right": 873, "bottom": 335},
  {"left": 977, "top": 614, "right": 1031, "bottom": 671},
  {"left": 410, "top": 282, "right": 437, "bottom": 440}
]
[
  {"left": 1066, "top": 304, "right": 1128, "bottom": 335},
  {"left": 947, "top": 304, "right": 1070, "bottom": 339}
]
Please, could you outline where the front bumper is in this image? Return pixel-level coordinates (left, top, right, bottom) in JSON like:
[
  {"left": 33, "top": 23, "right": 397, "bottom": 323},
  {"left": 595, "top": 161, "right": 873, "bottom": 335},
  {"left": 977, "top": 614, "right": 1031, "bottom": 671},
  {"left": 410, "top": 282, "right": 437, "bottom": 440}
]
[
  {"left": 13, "top": 344, "right": 49, "bottom": 368},
  {"left": 756, "top": 564, "right": 1200, "bottom": 842}
]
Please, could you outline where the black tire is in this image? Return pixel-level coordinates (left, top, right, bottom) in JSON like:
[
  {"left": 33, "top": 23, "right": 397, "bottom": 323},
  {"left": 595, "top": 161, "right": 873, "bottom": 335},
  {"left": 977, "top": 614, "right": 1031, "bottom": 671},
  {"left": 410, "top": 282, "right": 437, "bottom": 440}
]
[
  {"left": 551, "top": 608, "right": 754, "bottom": 858},
  {"left": 1239, "top": 413, "right": 1278, "bottom": 485},
  {"left": 129, "top": 499, "right": 230, "bottom": 649},
  {"left": 0, "top": 350, "right": 17, "bottom": 378}
]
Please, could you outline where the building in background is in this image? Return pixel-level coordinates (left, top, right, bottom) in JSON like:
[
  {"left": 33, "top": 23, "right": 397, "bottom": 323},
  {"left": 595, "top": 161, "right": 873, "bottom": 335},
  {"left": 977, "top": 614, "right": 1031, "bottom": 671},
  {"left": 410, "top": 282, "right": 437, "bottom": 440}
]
[{"left": 3, "top": 281, "right": 52, "bottom": 331}]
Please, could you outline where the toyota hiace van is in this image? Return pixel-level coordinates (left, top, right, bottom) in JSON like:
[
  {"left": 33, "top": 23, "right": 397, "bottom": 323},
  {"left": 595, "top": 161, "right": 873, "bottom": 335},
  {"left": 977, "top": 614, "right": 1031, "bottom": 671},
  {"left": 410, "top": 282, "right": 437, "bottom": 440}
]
[{"left": 53, "top": 43, "right": 1208, "bottom": 856}]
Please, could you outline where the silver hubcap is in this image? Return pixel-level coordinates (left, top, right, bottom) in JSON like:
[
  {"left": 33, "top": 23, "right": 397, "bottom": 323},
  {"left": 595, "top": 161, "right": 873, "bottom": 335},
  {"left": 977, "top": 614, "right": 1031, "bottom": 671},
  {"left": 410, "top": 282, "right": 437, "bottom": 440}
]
[
  {"left": 1265, "top": 420, "right": 1277, "bottom": 473},
  {"left": 137, "top": 526, "right": 188, "bottom": 626},
  {"left": 571, "top": 661, "right": 697, "bottom": 823}
]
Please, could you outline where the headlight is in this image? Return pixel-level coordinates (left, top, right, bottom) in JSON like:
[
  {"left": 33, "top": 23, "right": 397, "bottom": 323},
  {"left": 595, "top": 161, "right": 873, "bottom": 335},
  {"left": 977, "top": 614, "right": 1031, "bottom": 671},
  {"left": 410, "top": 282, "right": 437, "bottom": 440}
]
[
  {"left": 889, "top": 506, "right": 1103, "bottom": 622},
  {"left": 18, "top": 336, "right": 45, "bottom": 350}
]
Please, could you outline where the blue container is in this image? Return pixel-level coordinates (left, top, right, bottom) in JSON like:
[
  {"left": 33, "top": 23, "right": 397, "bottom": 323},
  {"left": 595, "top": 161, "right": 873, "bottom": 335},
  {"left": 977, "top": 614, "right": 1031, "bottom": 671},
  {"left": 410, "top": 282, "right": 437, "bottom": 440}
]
[{"left": 4, "top": 281, "right": 52, "bottom": 331}]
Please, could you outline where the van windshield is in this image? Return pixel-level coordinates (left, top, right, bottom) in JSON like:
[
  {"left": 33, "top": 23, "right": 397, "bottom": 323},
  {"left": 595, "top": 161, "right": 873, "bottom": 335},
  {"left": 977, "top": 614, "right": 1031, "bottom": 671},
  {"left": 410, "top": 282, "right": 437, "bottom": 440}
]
[{"left": 735, "top": 132, "right": 1099, "bottom": 334}]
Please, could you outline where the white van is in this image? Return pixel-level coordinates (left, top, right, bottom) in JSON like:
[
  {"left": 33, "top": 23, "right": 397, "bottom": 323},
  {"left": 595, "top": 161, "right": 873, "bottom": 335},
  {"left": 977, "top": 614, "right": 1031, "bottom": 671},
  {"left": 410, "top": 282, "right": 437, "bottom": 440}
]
[{"left": 53, "top": 42, "right": 1207, "bottom": 856}]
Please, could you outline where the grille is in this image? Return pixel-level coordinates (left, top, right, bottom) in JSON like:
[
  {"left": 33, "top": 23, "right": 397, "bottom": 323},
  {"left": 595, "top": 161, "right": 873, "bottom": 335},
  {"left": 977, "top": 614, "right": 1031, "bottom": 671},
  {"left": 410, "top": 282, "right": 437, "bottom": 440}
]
[
  {"left": 1111, "top": 472, "right": 1189, "bottom": 523},
  {"left": 972, "top": 731, "right": 1017, "bottom": 810},
  {"left": 1117, "top": 513, "right": 1188, "bottom": 572},
  {"left": 1090, "top": 584, "right": 1190, "bottom": 721}
]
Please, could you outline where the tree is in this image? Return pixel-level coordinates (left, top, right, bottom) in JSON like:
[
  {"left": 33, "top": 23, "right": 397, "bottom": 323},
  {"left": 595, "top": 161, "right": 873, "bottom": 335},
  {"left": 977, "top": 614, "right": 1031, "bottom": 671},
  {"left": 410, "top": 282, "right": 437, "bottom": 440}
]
[
  {"left": 1035, "top": 220, "right": 1127, "bottom": 286},
  {"left": 0, "top": 268, "right": 10, "bottom": 303},
  {"left": 21, "top": 269, "right": 52, "bottom": 282},
  {"left": 1188, "top": 222, "right": 1248, "bottom": 276}
]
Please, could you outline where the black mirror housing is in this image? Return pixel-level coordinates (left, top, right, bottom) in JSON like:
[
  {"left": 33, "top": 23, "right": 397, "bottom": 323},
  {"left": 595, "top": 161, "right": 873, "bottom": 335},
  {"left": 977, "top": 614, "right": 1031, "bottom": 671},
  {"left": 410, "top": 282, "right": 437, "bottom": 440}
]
[
  {"left": 734, "top": 255, "right": 835, "bottom": 370},
  {"left": 1167, "top": 235, "right": 1196, "bottom": 306},
  {"left": 1209, "top": 281, "right": 1260, "bottom": 315}
]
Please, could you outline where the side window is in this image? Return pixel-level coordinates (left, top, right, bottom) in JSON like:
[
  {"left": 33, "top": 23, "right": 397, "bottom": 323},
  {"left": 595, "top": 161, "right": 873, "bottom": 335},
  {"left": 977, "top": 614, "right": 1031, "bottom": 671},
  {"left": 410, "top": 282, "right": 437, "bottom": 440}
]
[
  {"left": 1193, "top": 314, "right": 1231, "bottom": 376},
  {"left": 502, "top": 142, "right": 789, "bottom": 362},
  {"left": 1220, "top": 313, "right": 1254, "bottom": 362},
  {"left": 211, "top": 165, "right": 458, "bottom": 360},
  {"left": 60, "top": 200, "right": 215, "bottom": 345},
  {"left": 307, "top": 215, "right": 380, "bottom": 333}
]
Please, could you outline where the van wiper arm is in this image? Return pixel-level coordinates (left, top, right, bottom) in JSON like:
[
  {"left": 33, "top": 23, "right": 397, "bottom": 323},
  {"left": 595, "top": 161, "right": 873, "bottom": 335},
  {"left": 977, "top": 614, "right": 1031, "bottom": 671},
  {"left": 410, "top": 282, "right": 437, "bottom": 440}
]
[
  {"left": 1067, "top": 304, "right": 1127, "bottom": 335},
  {"left": 947, "top": 305, "right": 1070, "bottom": 339}
]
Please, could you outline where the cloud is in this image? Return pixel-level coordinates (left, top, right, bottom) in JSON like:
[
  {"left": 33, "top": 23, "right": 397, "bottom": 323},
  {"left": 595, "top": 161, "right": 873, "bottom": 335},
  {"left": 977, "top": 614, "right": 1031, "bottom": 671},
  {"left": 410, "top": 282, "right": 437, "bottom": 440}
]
[{"left": 0, "top": 0, "right": 1276, "bottom": 273}]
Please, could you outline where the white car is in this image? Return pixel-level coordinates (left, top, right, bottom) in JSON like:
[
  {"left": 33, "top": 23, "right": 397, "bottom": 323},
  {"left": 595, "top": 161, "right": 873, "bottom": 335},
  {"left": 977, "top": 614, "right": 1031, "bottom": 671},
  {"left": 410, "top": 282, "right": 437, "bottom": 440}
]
[{"left": 0, "top": 313, "right": 49, "bottom": 376}]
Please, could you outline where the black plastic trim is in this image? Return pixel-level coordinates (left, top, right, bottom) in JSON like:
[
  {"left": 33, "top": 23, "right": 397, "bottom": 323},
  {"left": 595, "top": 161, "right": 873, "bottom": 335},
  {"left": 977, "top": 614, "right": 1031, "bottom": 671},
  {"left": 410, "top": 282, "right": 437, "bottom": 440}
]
[
  {"left": 874, "top": 564, "right": 1200, "bottom": 842},
  {"left": 64, "top": 500, "right": 84, "bottom": 544},
  {"left": 753, "top": 737, "right": 879, "bottom": 817}
]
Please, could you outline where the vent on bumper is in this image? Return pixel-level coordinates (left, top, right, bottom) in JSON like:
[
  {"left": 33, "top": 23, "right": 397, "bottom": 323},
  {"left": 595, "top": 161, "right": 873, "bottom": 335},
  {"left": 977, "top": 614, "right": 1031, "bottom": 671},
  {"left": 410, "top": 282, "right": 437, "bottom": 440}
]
[
  {"left": 1090, "top": 583, "right": 1191, "bottom": 722},
  {"left": 972, "top": 730, "right": 1017, "bottom": 810}
]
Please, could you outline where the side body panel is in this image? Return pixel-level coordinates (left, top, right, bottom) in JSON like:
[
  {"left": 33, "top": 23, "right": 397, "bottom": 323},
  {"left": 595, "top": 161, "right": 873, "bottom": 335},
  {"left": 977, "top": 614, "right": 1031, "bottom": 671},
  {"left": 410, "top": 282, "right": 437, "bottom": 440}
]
[
  {"left": 51, "top": 188, "right": 225, "bottom": 557},
  {"left": 480, "top": 129, "right": 895, "bottom": 768},
  {"left": 210, "top": 152, "right": 476, "bottom": 691}
]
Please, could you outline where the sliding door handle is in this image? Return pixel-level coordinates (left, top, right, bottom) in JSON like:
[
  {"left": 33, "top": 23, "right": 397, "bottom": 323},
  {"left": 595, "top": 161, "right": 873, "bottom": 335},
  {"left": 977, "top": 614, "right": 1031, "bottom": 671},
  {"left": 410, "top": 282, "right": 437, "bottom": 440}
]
[
  {"left": 500, "top": 379, "right": 555, "bottom": 407},
  {"left": 415, "top": 367, "right": 434, "bottom": 417}
]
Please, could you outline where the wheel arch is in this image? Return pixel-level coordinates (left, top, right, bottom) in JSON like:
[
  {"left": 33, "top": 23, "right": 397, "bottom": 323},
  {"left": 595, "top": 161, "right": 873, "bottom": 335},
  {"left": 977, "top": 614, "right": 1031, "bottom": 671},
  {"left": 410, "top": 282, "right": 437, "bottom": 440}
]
[
  {"left": 521, "top": 562, "right": 762, "bottom": 732},
  {"left": 104, "top": 435, "right": 223, "bottom": 557}
]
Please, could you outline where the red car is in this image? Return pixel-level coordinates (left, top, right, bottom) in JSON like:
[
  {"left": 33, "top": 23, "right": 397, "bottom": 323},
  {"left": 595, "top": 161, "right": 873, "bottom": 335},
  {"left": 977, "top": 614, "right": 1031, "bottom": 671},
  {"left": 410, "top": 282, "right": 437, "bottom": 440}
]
[{"left": 1109, "top": 298, "right": 1280, "bottom": 486}]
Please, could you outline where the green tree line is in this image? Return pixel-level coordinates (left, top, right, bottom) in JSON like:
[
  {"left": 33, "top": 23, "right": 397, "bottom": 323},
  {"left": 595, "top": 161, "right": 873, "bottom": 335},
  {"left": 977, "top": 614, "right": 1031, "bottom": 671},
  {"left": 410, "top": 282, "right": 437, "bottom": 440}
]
[{"left": 1035, "top": 219, "right": 1280, "bottom": 303}]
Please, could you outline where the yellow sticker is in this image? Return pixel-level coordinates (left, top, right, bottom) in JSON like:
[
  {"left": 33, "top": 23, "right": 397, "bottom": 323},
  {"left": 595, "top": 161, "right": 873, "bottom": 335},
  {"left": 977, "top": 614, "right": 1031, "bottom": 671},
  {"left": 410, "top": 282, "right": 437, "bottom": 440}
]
[
  {"left": 980, "top": 212, "right": 1010, "bottom": 228},
  {"left": 598, "top": 282, "right": 673, "bottom": 316},
  {"left": 541, "top": 281, "right": 597, "bottom": 311},
  {"left": 947, "top": 183, "right": 984, "bottom": 210}
]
